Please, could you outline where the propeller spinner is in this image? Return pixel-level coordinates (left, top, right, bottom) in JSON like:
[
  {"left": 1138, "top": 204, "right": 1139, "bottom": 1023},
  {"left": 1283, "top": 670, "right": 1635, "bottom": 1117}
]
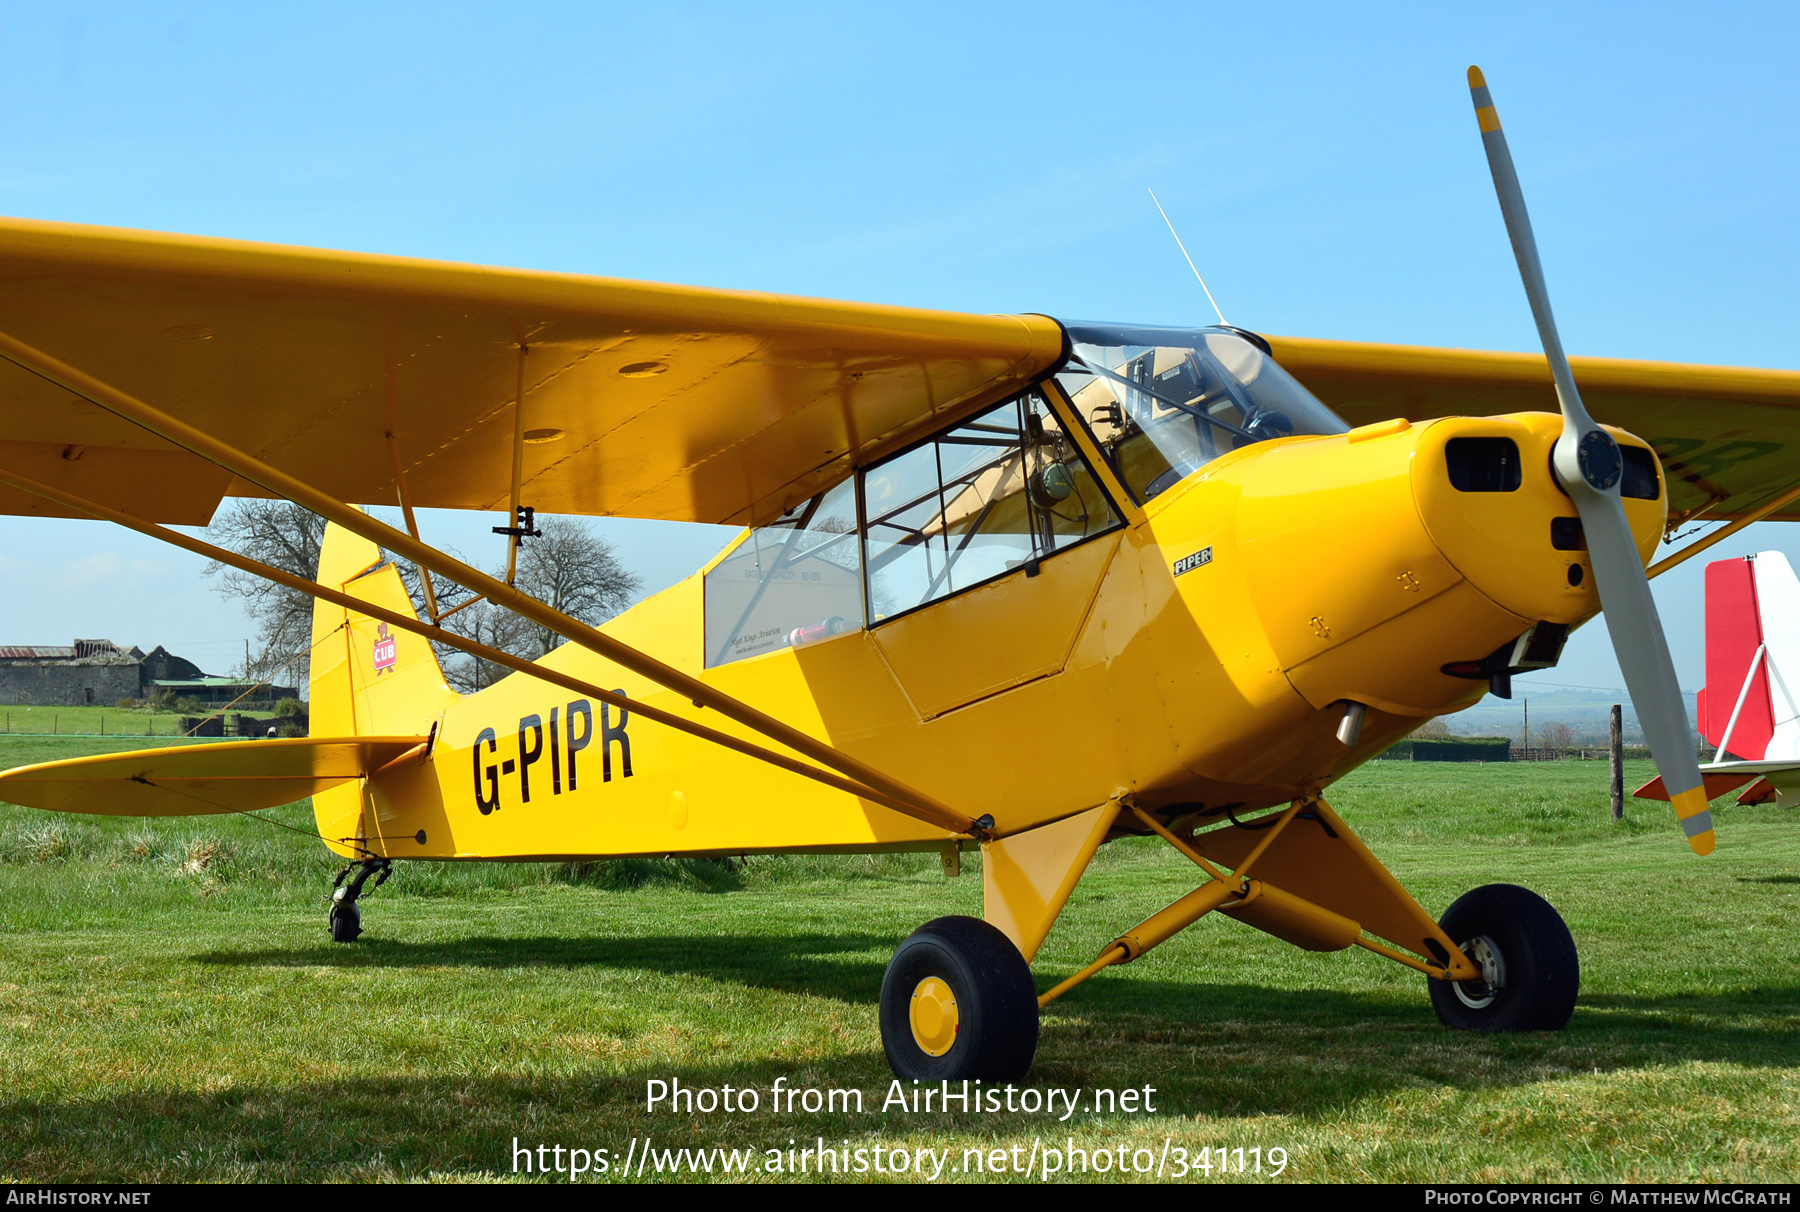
[{"left": 1466, "top": 66, "right": 1715, "bottom": 855}]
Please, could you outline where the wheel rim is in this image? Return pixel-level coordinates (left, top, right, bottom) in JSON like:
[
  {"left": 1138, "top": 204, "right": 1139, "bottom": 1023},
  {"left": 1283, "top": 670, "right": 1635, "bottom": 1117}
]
[
  {"left": 1452, "top": 934, "right": 1507, "bottom": 1010},
  {"left": 908, "top": 976, "right": 959, "bottom": 1056}
]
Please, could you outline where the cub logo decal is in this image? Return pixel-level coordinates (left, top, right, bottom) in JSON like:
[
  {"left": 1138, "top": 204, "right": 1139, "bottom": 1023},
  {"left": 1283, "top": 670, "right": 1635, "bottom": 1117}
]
[{"left": 372, "top": 622, "right": 397, "bottom": 675}]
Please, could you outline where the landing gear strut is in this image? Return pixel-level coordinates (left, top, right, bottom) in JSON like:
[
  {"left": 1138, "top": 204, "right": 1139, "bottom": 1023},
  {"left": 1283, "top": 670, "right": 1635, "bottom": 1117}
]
[{"left": 329, "top": 858, "right": 391, "bottom": 944}]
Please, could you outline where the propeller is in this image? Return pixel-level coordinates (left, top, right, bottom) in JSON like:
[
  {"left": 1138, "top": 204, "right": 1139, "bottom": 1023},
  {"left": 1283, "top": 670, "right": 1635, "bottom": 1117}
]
[{"left": 1466, "top": 66, "right": 1714, "bottom": 855}]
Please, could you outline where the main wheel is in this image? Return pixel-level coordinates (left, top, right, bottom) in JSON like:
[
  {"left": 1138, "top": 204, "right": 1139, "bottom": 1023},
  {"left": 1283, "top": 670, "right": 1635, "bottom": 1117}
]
[
  {"left": 879, "top": 916, "right": 1038, "bottom": 1080},
  {"left": 328, "top": 898, "right": 362, "bottom": 944},
  {"left": 1429, "top": 883, "right": 1578, "bottom": 1031}
]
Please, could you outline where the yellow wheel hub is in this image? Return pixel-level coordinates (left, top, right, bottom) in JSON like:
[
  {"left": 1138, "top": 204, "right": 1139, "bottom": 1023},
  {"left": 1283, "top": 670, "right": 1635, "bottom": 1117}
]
[{"left": 908, "top": 976, "right": 959, "bottom": 1057}]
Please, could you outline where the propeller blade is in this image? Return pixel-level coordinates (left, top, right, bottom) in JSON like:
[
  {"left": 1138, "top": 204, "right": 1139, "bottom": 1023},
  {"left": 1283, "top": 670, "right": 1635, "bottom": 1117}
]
[{"left": 1466, "top": 66, "right": 1714, "bottom": 855}]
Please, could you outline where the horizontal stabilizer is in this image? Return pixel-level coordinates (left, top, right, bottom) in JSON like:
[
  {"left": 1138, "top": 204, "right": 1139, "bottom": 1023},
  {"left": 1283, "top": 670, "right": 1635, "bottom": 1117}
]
[
  {"left": 1635, "top": 758, "right": 1800, "bottom": 806},
  {"left": 0, "top": 736, "right": 429, "bottom": 817},
  {"left": 1632, "top": 771, "right": 1758, "bottom": 804},
  {"left": 1736, "top": 777, "right": 1779, "bottom": 805}
]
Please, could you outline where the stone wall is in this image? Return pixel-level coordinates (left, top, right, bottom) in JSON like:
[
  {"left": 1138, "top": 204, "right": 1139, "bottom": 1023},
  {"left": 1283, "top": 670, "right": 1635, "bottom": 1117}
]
[
  {"left": 0, "top": 662, "right": 142, "bottom": 707},
  {"left": 177, "top": 713, "right": 310, "bottom": 738}
]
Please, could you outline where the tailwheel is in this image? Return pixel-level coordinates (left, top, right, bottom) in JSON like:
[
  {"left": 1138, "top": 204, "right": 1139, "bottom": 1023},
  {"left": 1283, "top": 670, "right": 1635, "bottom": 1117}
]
[
  {"left": 327, "top": 858, "right": 391, "bottom": 945},
  {"left": 328, "top": 898, "right": 361, "bottom": 943},
  {"left": 879, "top": 916, "right": 1038, "bottom": 1080},
  {"left": 1429, "top": 883, "right": 1579, "bottom": 1032}
]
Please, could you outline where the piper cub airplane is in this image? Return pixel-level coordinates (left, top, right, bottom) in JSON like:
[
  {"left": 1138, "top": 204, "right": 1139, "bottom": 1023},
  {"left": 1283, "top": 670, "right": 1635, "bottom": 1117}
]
[{"left": 2, "top": 71, "right": 1800, "bottom": 1080}]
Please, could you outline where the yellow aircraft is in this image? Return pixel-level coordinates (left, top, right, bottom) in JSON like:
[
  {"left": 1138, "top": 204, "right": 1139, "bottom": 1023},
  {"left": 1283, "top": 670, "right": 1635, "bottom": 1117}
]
[{"left": 1, "top": 71, "right": 1798, "bottom": 1080}]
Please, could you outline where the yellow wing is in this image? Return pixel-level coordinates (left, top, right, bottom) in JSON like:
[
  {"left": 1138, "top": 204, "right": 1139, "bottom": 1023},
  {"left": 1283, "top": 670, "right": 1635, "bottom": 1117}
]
[
  {"left": 0, "top": 216, "right": 1064, "bottom": 527},
  {"left": 1268, "top": 335, "right": 1800, "bottom": 524},
  {"left": 0, "top": 736, "right": 428, "bottom": 816},
  {"left": 5, "top": 212, "right": 1796, "bottom": 534}
]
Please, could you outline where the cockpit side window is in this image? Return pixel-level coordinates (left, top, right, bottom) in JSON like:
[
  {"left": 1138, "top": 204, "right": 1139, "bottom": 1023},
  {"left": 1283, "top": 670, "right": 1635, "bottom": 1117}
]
[
  {"left": 704, "top": 478, "right": 862, "bottom": 667},
  {"left": 704, "top": 387, "right": 1123, "bottom": 664},
  {"left": 861, "top": 389, "right": 1119, "bottom": 623},
  {"left": 1055, "top": 324, "right": 1349, "bottom": 503}
]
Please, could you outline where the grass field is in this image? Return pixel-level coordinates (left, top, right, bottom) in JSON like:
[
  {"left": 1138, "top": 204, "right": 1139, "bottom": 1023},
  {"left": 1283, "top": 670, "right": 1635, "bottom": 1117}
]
[
  {"left": 0, "top": 704, "right": 216, "bottom": 737},
  {"left": 0, "top": 738, "right": 1794, "bottom": 1183}
]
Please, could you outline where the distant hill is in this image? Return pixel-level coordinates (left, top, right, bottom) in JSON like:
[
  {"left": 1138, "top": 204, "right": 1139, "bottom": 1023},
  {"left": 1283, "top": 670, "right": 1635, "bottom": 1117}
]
[{"left": 1438, "top": 682, "right": 1700, "bottom": 747}]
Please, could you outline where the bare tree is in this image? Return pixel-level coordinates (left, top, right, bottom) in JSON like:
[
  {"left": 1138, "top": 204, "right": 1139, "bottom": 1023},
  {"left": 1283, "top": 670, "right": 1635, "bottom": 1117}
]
[
  {"left": 1539, "top": 720, "right": 1575, "bottom": 749},
  {"left": 1412, "top": 717, "right": 1451, "bottom": 738},
  {"left": 395, "top": 516, "right": 640, "bottom": 693},
  {"left": 207, "top": 504, "right": 640, "bottom": 698},
  {"left": 512, "top": 517, "right": 639, "bottom": 657},
  {"left": 429, "top": 596, "right": 532, "bottom": 693},
  {"left": 203, "top": 500, "right": 325, "bottom": 688}
]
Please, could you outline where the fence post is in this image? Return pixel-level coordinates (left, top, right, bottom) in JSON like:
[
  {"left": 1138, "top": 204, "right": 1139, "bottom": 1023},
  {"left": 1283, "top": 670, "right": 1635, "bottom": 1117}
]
[{"left": 1610, "top": 704, "right": 1624, "bottom": 822}]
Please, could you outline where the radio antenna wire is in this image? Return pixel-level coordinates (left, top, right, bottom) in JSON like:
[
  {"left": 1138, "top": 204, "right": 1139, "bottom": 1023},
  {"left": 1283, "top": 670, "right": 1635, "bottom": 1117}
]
[{"left": 1148, "top": 187, "right": 1229, "bottom": 328}]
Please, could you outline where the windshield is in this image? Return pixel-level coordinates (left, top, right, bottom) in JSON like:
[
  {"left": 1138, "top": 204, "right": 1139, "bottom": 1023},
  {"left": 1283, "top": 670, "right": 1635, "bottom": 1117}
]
[{"left": 1054, "top": 323, "right": 1349, "bottom": 502}]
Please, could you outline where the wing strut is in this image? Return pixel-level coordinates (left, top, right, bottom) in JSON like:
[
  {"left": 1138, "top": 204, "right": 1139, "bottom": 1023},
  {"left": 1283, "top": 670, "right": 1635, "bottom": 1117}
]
[
  {"left": 382, "top": 428, "right": 443, "bottom": 624},
  {"left": 0, "top": 461, "right": 974, "bottom": 835},
  {"left": 0, "top": 327, "right": 982, "bottom": 838},
  {"left": 377, "top": 315, "right": 446, "bottom": 624},
  {"left": 1646, "top": 478, "right": 1800, "bottom": 580},
  {"left": 502, "top": 343, "right": 530, "bottom": 587}
]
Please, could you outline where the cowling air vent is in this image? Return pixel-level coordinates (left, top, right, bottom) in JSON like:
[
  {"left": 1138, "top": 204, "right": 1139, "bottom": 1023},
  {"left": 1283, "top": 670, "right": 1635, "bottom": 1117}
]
[
  {"left": 1446, "top": 437, "right": 1522, "bottom": 492},
  {"left": 1620, "top": 446, "right": 1661, "bottom": 500}
]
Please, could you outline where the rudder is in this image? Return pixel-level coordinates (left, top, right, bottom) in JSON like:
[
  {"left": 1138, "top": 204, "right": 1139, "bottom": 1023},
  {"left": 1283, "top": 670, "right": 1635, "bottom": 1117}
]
[{"left": 309, "top": 521, "right": 457, "bottom": 853}]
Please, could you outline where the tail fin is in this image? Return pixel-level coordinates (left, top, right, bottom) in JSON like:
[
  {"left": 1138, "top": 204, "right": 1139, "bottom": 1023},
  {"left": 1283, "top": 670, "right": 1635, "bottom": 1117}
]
[
  {"left": 1700, "top": 551, "right": 1800, "bottom": 761},
  {"left": 309, "top": 522, "right": 457, "bottom": 851},
  {"left": 1700, "top": 556, "right": 1770, "bottom": 758}
]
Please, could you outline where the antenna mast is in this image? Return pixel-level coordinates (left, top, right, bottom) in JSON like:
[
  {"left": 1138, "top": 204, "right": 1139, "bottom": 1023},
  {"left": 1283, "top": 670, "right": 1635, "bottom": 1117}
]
[{"left": 1148, "top": 187, "right": 1228, "bottom": 328}]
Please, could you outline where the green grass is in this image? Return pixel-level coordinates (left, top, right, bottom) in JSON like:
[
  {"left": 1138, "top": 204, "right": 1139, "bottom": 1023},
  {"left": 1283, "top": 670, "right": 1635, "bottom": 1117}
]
[
  {"left": 0, "top": 703, "right": 203, "bottom": 737},
  {"left": 0, "top": 745, "right": 1795, "bottom": 1183}
]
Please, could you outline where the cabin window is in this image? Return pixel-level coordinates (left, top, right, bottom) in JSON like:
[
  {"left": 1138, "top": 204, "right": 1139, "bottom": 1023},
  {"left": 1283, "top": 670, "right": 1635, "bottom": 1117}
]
[
  {"left": 704, "top": 389, "right": 1121, "bottom": 663},
  {"left": 704, "top": 477, "right": 863, "bottom": 667},
  {"left": 860, "top": 390, "right": 1119, "bottom": 622}
]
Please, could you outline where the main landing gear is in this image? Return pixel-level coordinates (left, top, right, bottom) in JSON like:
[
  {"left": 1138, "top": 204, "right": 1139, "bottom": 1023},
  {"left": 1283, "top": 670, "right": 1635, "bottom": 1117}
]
[
  {"left": 328, "top": 858, "right": 392, "bottom": 944},
  {"left": 879, "top": 916, "right": 1039, "bottom": 1080},
  {"left": 876, "top": 800, "right": 1583, "bottom": 1078},
  {"left": 1429, "top": 883, "right": 1579, "bottom": 1031}
]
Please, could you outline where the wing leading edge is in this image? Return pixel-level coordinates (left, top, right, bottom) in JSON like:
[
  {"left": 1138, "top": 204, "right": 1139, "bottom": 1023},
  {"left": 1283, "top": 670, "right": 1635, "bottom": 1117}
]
[{"left": 3, "top": 214, "right": 1797, "bottom": 534}]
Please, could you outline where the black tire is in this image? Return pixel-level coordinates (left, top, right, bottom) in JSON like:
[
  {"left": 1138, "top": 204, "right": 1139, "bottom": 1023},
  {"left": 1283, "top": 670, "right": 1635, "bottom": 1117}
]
[
  {"left": 1429, "top": 883, "right": 1578, "bottom": 1031},
  {"left": 879, "top": 916, "right": 1038, "bottom": 1080},
  {"left": 328, "top": 899, "right": 362, "bottom": 944}
]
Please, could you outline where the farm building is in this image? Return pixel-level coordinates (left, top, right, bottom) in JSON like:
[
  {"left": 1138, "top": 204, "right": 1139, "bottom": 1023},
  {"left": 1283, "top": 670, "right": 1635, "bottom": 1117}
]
[{"left": 0, "top": 639, "right": 298, "bottom": 707}]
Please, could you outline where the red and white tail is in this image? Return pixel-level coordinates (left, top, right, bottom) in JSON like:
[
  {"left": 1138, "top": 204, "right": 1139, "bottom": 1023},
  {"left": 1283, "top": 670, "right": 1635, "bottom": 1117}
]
[{"left": 1699, "top": 551, "right": 1800, "bottom": 761}]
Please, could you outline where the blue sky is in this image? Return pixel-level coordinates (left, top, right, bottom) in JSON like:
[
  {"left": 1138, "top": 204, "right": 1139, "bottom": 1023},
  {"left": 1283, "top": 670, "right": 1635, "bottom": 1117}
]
[{"left": 0, "top": 2, "right": 1794, "bottom": 707}]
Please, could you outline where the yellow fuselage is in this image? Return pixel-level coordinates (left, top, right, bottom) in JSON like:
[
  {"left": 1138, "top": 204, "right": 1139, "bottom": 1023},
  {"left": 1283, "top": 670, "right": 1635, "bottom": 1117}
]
[{"left": 314, "top": 408, "right": 1666, "bottom": 862}]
